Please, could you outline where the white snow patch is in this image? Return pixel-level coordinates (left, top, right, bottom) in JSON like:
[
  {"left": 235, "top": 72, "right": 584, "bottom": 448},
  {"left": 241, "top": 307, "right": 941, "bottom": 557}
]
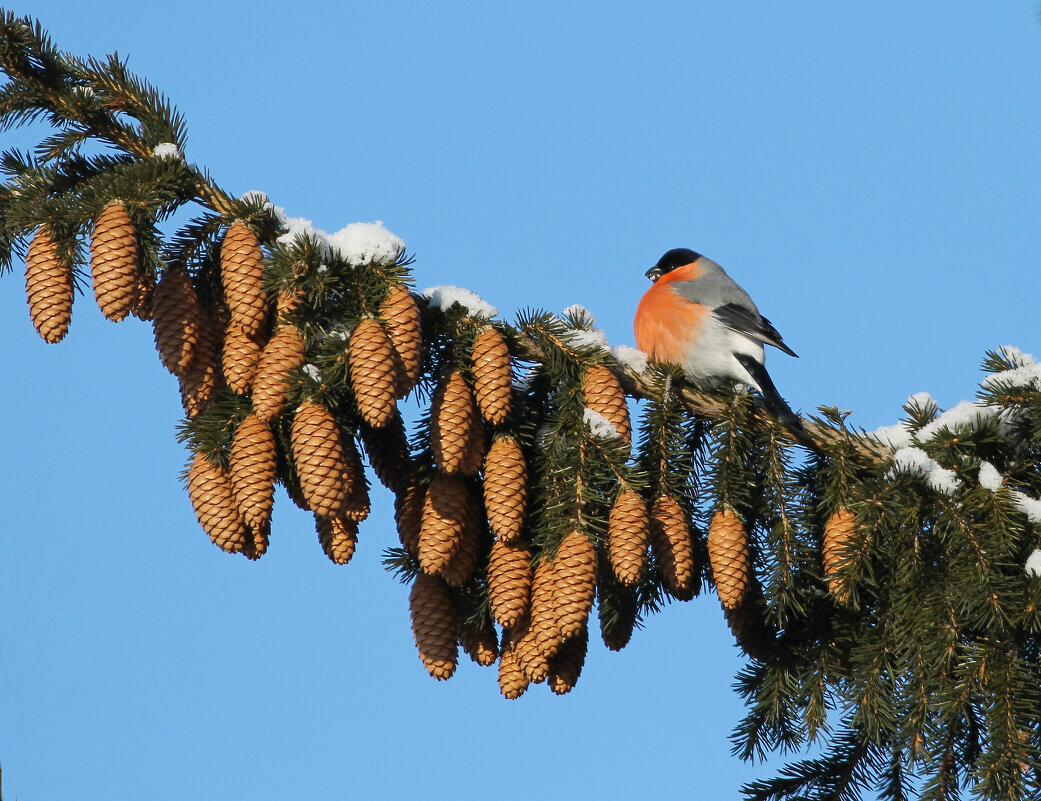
[
  {"left": 421, "top": 286, "right": 498, "bottom": 319},
  {"left": 317, "top": 265, "right": 329, "bottom": 274},
  {"left": 563, "top": 326, "right": 609, "bottom": 352},
  {"left": 906, "top": 391, "right": 936, "bottom": 410},
  {"left": 869, "top": 422, "right": 914, "bottom": 450},
  {"left": 978, "top": 461, "right": 1004, "bottom": 491},
  {"left": 327, "top": 324, "right": 351, "bottom": 341},
  {"left": 1011, "top": 490, "right": 1041, "bottom": 524},
  {"left": 612, "top": 345, "right": 649, "bottom": 375},
  {"left": 891, "top": 446, "right": 959, "bottom": 495},
  {"left": 997, "top": 346, "right": 1037, "bottom": 366},
  {"left": 584, "top": 407, "right": 621, "bottom": 440},
  {"left": 917, "top": 400, "right": 998, "bottom": 442},
  {"left": 302, "top": 364, "right": 321, "bottom": 381},
  {"left": 153, "top": 142, "right": 183, "bottom": 160},
  {"left": 1026, "top": 549, "right": 1041, "bottom": 578},
  {"left": 563, "top": 304, "right": 595, "bottom": 322},
  {"left": 982, "top": 363, "right": 1041, "bottom": 392}
]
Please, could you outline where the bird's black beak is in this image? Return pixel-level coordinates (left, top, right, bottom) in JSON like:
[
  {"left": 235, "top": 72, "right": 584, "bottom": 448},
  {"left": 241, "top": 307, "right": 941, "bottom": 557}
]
[{"left": 645, "top": 265, "right": 663, "bottom": 281}]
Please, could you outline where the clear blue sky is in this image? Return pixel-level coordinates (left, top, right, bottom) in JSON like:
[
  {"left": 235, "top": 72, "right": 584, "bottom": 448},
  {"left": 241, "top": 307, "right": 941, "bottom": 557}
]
[{"left": 3, "top": 2, "right": 1041, "bottom": 799}]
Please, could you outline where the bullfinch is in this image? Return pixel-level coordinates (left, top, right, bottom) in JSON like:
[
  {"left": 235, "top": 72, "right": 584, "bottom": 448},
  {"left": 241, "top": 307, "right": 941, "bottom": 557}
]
[{"left": 634, "top": 247, "right": 815, "bottom": 449}]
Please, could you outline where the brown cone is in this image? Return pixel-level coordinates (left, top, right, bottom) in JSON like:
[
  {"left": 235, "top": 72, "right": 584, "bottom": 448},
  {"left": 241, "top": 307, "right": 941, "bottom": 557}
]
[
  {"left": 276, "top": 286, "right": 304, "bottom": 320},
  {"left": 822, "top": 508, "right": 856, "bottom": 602},
  {"left": 252, "top": 325, "right": 307, "bottom": 422},
  {"left": 243, "top": 520, "right": 270, "bottom": 561},
  {"left": 582, "top": 364, "right": 631, "bottom": 445},
  {"left": 222, "top": 321, "right": 265, "bottom": 395},
  {"left": 487, "top": 536, "right": 533, "bottom": 629},
  {"left": 599, "top": 595, "right": 637, "bottom": 652},
  {"left": 152, "top": 270, "right": 200, "bottom": 376},
  {"left": 650, "top": 495, "right": 697, "bottom": 600},
  {"left": 130, "top": 270, "right": 155, "bottom": 321},
  {"left": 409, "top": 572, "right": 459, "bottom": 680},
  {"left": 221, "top": 221, "right": 268, "bottom": 337},
  {"left": 418, "top": 472, "right": 471, "bottom": 575},
  {"left": 528, "top": 556, "right": 564, "bottom": 663},
  {"left": 608, "top": 490, "right": 650, "bottom": 586},
  {"left": 471, "top": 327, "right": 512, "bottom": 426},
  {"left": 179, "top": 306, "right": 221, "bottom": 418},
  {"left": 348, "top": 318, "right": 398, "bottom": 428},
  {"left": 25, "top": 227, "right": 73, "bottom": 343},
  {"left": 229, "top": 414, "right": 277, "bottom": 528},
  {"left": 440, "top": 511, "right": 482, "bottom": 587},
  {"left": 339, "top": 437, "right": 371, "bottom": 523},
  {"left": 460, "top": 618, "right": 499, "bottom": 667},
  {"left": 483, "top": 436, "right": 528, "bottom": 543},
  {"left": 554, "top": 530, "right": 598, "bottom": 641},
  {"left": 708, "top": 508, "right": 751, "bottom": 611},
  {"left": 379, "top": 284, "right": 422, "bottom": 398},
  {"left": 187, "top": 452, "right": 247, "bottom": 554},
  {"left": 723, "top": 581, "right": 773, "bottom": 661},
  {"left": 430, "top": 370, "right": 482, "bottom": 475},
  {"left": 315, "top": 513, "right": 359, "bottom": 565},
  {"left": 89, "top": 200, "right": 140, "bottom": 322},
  {"left": 548, "top": 627, "right": 588, "bottom": 696},
  {"left": 497, "top": 629, "right": 530, "bottom": 699},
  {"left": 394, "top": 479, "right": 424, "bottom": 557},
  {"left": 359, "top": 411, "right": 412, "bottom": 494},
  {"left": 290, "top": 401, "right": 349, "bottom": 518},
  {"left": 514, "top": 613, "right": 550, "bottom": 684}
]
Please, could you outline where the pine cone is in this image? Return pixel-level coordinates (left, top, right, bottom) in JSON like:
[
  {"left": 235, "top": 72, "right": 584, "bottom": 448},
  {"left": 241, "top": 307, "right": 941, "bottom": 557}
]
[
  {"left": 252, "top": 325, "right": 306, "bottom": 422},
  {"left": 409, "top": 572, "right": 459, "bottom": 680},
  {"left": 487, "top": 536, "right": 533, "bottom": 629},
  {"left": 582, "top": 364, "right": 631, "bottom": 445},
  {"left": 243, "top": 520, "right": 270, "bottom": 561},
  {"left": 348, "top": 318, "right": 398, "bottom": 429},
  {"left": 554, "top": 530, "right": 598, "bottom": 641},
  {"left": 379, "top": 283, "right": 422, "bottom": 398},
  {"left": 394, "top": 478, "right": 424, "bottom": 557},
  {"left": 25, "top": 227, "right": 73, "bottom": 343},
  {"left": 608, "top": 490, "right": 649, "bottom": 586},
  {"left": 471, "top": 327, "right": 512, "bottom": 426},
  {"left": 130, "top": 270, "right": 155, "bottom": 321},
  {"left": 179, "top": 307, "right": 221, "bottom": 418},
  {"left": 439, "top": 512, "right": 482, "bottom": 587},
  {"left": 315, "top": 513, "right": 359, "bottom": 565},
  {"left": 650, "top": 495, "right": 697, "bottom": 600},
  {"left": 280, "top": 468, "right": 310, "bottom": 512},
  {"left": 497, "top": 629, "right": 530, "bottom": 699},
  {"left": 548, "top": 627, "right": 588, "bottom": 696},
  {"left": 529, "top": 556, "right": 563, "bottom": 663},
  {"left": 430, "top": 370, "right": 482, "bottom": 475},
  {"left": 229, "top": 413, "right": 277, "bottom": 529},
  {"left": 708, "top": 508, "right": 751, "bottom": 611},
  {"left": 418, "top": 472, "right": 471, "bottom": 575},
  {"left": 483, "top": 436, "right": 528, "bottom": 543},
  {"left": 723, "top": 581, "right": 773, "bottom": 661},
  {"left": 152, "top": 270, "right": 200, "bottom": 376},
  {"left": 276, "top": 286, "right": 304, "bottom": 320},
  {"left": 822, "top": 508, "right": 856, "bottom": 602},
  {"left": 599, "top": 595, "right": 637, "bottom": 652},
  {"left": 339, "top": 437, "right": 370, "bottom": 523},
  {"left": 88, "top": 200, "right": 140, "bottom": 322},
  {"left": 514, "top": 613, "right": 550, "bottom": 684},
  {"left": 187, "top": 452, "right": 247, "bottom": 554},
  {"left": 221, "top": 221, "right": 268, "bottom": 337},
  {"left": 222, "top": 321, "right": 265, "bottom": 395},
  {"left": 359, "top": 411, "right": 412, "bottom": 494},
  {"left": 460, "top": 618, "right": 499, "bottom": 667},
  {"left": 290, "top": 401, "right": 349, "bottom": 518}
]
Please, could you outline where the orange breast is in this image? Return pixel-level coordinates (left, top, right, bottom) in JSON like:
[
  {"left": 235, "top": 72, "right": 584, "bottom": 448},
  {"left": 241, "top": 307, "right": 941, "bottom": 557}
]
[{"left": 634, "top": 280, "right": 707, "bottom": 366}]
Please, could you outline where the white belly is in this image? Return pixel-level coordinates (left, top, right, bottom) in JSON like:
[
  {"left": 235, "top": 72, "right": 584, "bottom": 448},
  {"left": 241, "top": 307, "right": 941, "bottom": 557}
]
[{"left": 680, "top": 315, "right": 765, "bottom": 391}]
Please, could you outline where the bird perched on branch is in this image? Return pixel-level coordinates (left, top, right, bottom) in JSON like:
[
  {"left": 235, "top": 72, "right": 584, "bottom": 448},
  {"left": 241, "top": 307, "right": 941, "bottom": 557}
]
[{"left": 634, "top": 247, "right": 815, "bottom": 450}]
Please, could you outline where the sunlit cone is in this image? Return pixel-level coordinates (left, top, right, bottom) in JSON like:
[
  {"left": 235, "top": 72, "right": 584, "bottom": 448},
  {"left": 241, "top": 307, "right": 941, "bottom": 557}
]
[
  {"left": 554, "top": 530, "right": 598, "bottom": 640},
  {"left": 246, "top": 520, "right": 271, "bottom": 560},
  {"left": 582, "top": 364, "right": 631, "bottom": 445},
  {"left": 409, "top": 572, "right": 459, "bottom": 680},
  {"left": 708, "top": 508, "right": 751, "bottom": 611},
  {"left": 276, "top": 286, "right": 304, "bottom": 320},
  {"left": 152, "top": 270, "right": 200, "bottom": 376},
  {"left": 290, "top": 401, "right": 349, "bottom": 517},
  {"left": 440, "top": 512, "right": 482, "bottom": 587},
  {"left": 487, "top": 536, "right": 533, "bottom": 629},
  {"left": 229, "top": 413, "right": 277, "bottom": 528},
  {"left": 222, "top": 321, "right": 265, "bottom": 395},
  {"left": 221, "top": 221, "right": 268, "bottom": 337},
  {"left": 608, "top": 490, "right": 649, "bottom": 586},
  {"left": 187, "top": 452, "right": 247, "bottom": 554},
  {"left": 431, "top": 370, "right": 482, "bottom": 475},
  {"left": 315, "top": 513, "right": 359, "bottom": 565},
  {"left": 348, "top": 318, "right": 398, "bottom": 428},
  {"left": 529, "top": 556, "right": 563, "bottom": 662},
  {"left": 548, "top": 627, "right": 588, "bottom": 696},
  {"left": 25, "top": 227, "right": 72, "bottom": 343},
  {"left": 418, "top": 472, "right": 471, "bottom": 575},
  {"left": 179, "top": 307, "right": 220, "bottom": 418},
  {"left": 252, "top": 325, "right": 306, "bottom": 422},
  {"left": 471, "top": 327, "right": 512, "bottom": 425},
  {"left": 599, "top": 594, "right": 637, "bottom": 652},
  {"left": 822, "top": 507, "right": 856, "bottom": 602},
  {"left": 514, "top": 613, "right": 550, "bottom": 684},
  {"left": 394, "top": 479, "right": 424, "bottom": 557},
  {"left": 339, "top": 437, "right": 371, "bottom": 523},
  {"left": 460, "top": 618, "right": 499, "bottom": 667},
  {"left": 379, "top": 283, "right": 421, "bottom": 398},
  {"left": 483, "top": 435, "right": 527, "bottom": 543},
  {"left": 88, "top": 200, "right": 140, "bottom": 322},
  {"left": 359, "top": 411, "right": 412, "bottom": 493},
  {"left": 497, "top": 629, "right": 530, "bottom": 699},
  {"left": 650, "top": 495, "right": 697, "bottom": 600},
  {"left": 130, "top": 270, "right": 155, "bottom": 321}
]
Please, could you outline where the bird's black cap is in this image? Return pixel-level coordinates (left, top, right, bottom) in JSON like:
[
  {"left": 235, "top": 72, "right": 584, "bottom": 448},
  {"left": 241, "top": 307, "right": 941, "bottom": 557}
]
[{"left": 646, "top": 247, "right": 701, "bottom": 280}]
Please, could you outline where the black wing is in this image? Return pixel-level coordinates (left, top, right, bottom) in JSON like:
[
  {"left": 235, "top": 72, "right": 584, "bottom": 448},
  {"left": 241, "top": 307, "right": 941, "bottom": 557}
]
[{"left": 714, "top": 303, "right": 798, "bottom": 358}]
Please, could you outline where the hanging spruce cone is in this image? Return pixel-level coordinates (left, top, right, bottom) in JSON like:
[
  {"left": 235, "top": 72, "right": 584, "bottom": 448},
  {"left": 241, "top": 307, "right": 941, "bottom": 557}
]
[
  {"left": 290, "top": 401, "right": 349, "bottom": 518},
  {"left": 608, "top": 490, "right": 650, "bottom": 586},
  {"left": 548, "top": 627, "right": 588, "bottom": 696},
  {"left": 650, "top": 494, "right": 697, "bottom": 600},
  {"left": 222, "top": 322, "right": 265, "bottom": 395},
  {"left": 439, "top": 512, "right": 482, "bottom": 587},
  {"left": 471, "top": 326, "right": 512, "bottom": 426},
  {"left": 430, "top": 370, "right": 482, "bottom": 476},
  {"left": 252, "top": 325, "right": 306, "bottom": 422},
  {"left": 221, "top": 221, "right": 268, "bottom": 337},
  {"left": 25, "top": 227, "right": 73, "bottom": 343},
  {"left": 582, "top": 364, "right": 631, "bottom": 445},
  {"left": 487, "top": 536, "right": 533, "bottom": 629},
  {"left": 514, "top": 612, "right": 551, "bottom": 684},
  {"left": 152, "top": 270, "right": 200, "bottom": 376},
  {"left": 276, "top": 286, "right": 304, "bottom": 320},
  {"left": 379, "top": 283, "right": 422, "bottom": 398},
  {"left": 822, "top": 507, "right": 856, "bottom": 602},
  {"left": 409, "top": 572, "right": 459, "bottom": 680},
  {"left": 394, "top": 478, "right": 424, "bottom": 557},
  {"left": 339, "top": 437, "right": 371, "bottom": 523},
  {"left": 497, "top": 629, "right": 530, "bottom": 699},
  {"left": 708, "top": 508, "right": 751, "bottom": 611},
  {"left": 243, "top": 520, "right": 270, "bottom": 561},
  {"left": 359, "top": 411, "right": 412, "bottom": 494},
  {"left": 529, "top": 556, "right": 563, "bottom": 663},
  {"left": 187, "top": 452, "right": 247, "bottom": 554},
  {"left": 348, "top": 318, "right": 398, "bottom": 429},
  {"left": 89, "top": 200, "right": 140, "bottom": 322},
  {"left": 723, "top": 581, "right": 773, "bottom": 661},
  {"left": 179, "top": 307, "right": 221, "bottom": 419},
  {"left": 483, "top": 435, "right": 528, "bottom": 543},
  {"left": 229, "top": 414, "right": 277, "bottom": 529},
  {"left": 599, "top": 595, "right": 637, "bottom": 652},
  {"left": 460, "top": 618, "right": 499, "bottom": 667},
  {"left": 315, "top": 513, "right": 359, "bottom": 565},
  {"left": 554, "top": 530, "right": 598, "bottom": 641},
  {"left": 130, "top": 270, "right": 155, "bottom": 321},
  {"left": 418, "top": 472, "right": 471, "bottom": 575}
]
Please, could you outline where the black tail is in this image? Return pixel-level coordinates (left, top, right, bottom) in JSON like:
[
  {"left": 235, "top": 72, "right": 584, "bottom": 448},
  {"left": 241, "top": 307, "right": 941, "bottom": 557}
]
[{"left": 735, "top": 354, "right": 818, "bottom": 452}]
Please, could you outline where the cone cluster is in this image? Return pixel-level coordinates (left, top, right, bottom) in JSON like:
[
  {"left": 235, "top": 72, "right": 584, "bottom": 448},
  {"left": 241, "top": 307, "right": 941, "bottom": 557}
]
[
  {"left": 822, "top": 507, "right": 856, "bottom": 602},
  {"left": 25, "top": 227, "right": 73, "bottom": 343},
  {"left": 708, "top": 508, "right": 751, "bottom": 611}
]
